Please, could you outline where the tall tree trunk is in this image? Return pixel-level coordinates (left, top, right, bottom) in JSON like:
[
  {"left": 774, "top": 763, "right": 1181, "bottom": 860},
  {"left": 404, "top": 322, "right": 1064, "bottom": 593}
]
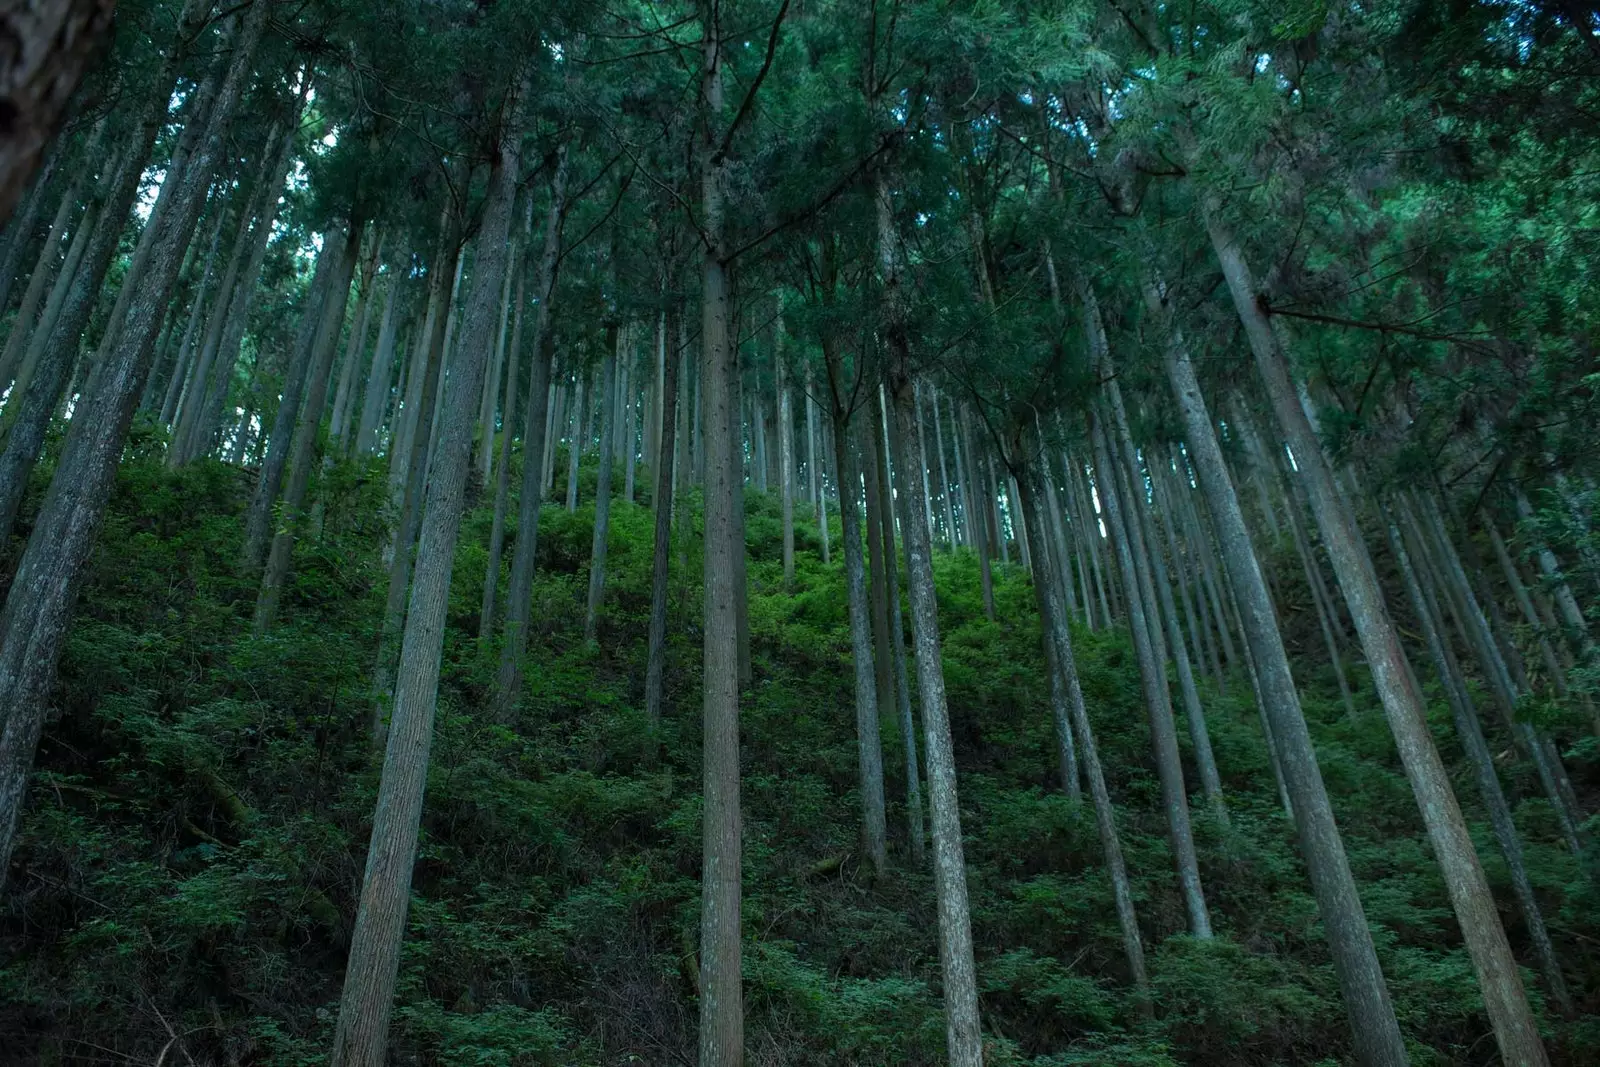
[
  {"left": 0, "top": 164, "right": 82, "bottom": 391},
  {"left": 862, "top": 410, "right": 897, "bottom": 731},
  {"left": 356, "top": 278, "right": 402, "bottom": 456},
  {"left": 254, "top": 221, "right": 362, "bottom": 633},
  {"left": 778, "top": 331, "right": 795, "bottom": 588},
  {"left": 584, "top": 322, "right": 619, "bottom": 643},
  {"left": 241, "top": 233, "right": 342, "bottom": 571},
  {"left": 493, "top": 148, "right": 568, "bottom": 714},
  {"left": 1015, "top": 444, "right": 1148, "bottom": 1007},
  {"left": 0, "top": 148, "right": 58, "bottom": 318},
  {"left": 879, "top": 384, "right": 925, "bottom": 864},
  {"left": 1089, "top": 410, "right": 1213, "bottom": 939},
  {"left": 178, "top": 93, "right": 302, "bottom": 464},
  {"left": 1156, "top": 284, "right": 1408, "bottom": 1064},
  {"left": 889, "top": 370, "right": 983, "bottom": 1065},
  {"left": 959, "top": 405, "right": 995, "bottom": 620},
  {"left": 330, "top": 84, "right": 524, "bottom": 1067},
  {"left": 644, "top": 305, "right": 681, "bottom": 730},
  {"left": 830, "top": 399, "right": 889, "bottom": 878},
  {"left": 564, "top": 372, "right": 584, "bottom": 512},
  {"left": 805, "top": 363, "right": 829, "bottom": 563},
  {"left": 879, "top": 167, "right": 983, "bottom": 1063},
  {"left": 1386, "top": 505, "right": 1575, "bottom": 1018},
  {"left": 0, "top": 0, "right": 269, "bottom": 888},
  {"left": 478, "top": 236, "right": 528, "bottom": 644},
  {"left": 371, "top": 229, "right": 460, "bottom": 744},
  {"left": 696, "top": 14, "right": 743, "bottom": 1059},
  {"left": 1205, "top": 210, "right": 1549, "bottom": 1067},
  {"left": 931, "top": 383, "right": 956, "bottom": 548}
]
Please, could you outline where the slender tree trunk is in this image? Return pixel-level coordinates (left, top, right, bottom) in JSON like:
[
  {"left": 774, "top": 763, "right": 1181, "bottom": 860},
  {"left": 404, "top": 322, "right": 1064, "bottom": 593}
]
[
  {"left": 0, "top": 0, "right": 269, "bottom": 888},
  {"left": 565, "top": 373, "right": 584, "bottom": 512},
  {"left": 492, "top": 149, "right": 569, "bottom": 712},
  {"left": 0, "top": 166, "right": 81, "bottom": 391},
  {"left": 1090, "top": 410, "right": 1213, "bottom": 938},
  {"left": 329, "top": 83, "right": 525, "bottom": 1067},
  {"left": 889, "top": 371, "right": 983, "bottom": 1065},
  {"left": 0, "top": 149, "right": 57, "bottom": 319},
  {"left": 778, "top": 335, "right": 795, "bottom": 588},
  {"left": 644, "top": 305, "right": 681, "bottom": 730},
  {"left": 879, "top": 385, "right": 926, "bottom": 865},
  {"left": 862, "top": 411, "right": 897, "bottom": 730},
  {"left": 584, "top": 323, "right": 619, "bottom": 642},
  {"left": 1386, "top": 505, "right": 1575, "bottom": 1019},
  {"left": 960, "top": 405, "right": 995, "bottom": 620},
  {"left": 805, "top": 363, "right": 829, "bottom": 563},
  {"left": 254, "top": 221, "right": 362, "bottom": 633},
  {"left": 1156, "top": 284, "right": 1408, "bottom": 1064},
  {"left": 356, "top": 278, "right": 402, "bottom": 456},
  {"left": 242, "top": 233, "right": 342, "bottom": 571},
  {"left": 831, "top": 401, "right": 889, "bottom": 877},
  {"left": 331, "top": 232, "right": 383, "bottom": 454},
  {"left": 1282, "top": 464, "right": 1358, "bottom": 716},
  {"left": 372, "top": 230, "right": 459, "bottom": 744},
  {"left": 1206, "top": 209, "right": 1549, "bottom": 1067},
  {"left": 1016, "top": 445, "right": 1148, "bottom": 1006},
  {"left": 478, "top": 239, "right": 527, "bottom": 644},
  {"left": 932, "top": 383, "right": 956, "bottom": 549},
  {"left": 179, "top": 93, "right": 302, "bottom": 464}
]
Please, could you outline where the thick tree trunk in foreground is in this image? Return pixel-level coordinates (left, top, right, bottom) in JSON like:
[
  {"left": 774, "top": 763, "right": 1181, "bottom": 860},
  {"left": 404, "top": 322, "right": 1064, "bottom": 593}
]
[
  {"left": 329, "top": 86, "right": 524, "bottom": 1067},
  {"left": 1206, "top": 210, "right": 1548, "bottom": 1067},
  {"left": 0, "top": 0, "right": 115, "bottom": 228},
  {"left": 1156, "top": 286, "right": 1408, "bottom": 1066},
  {"left": 697, "top": 19, "right": 743, "bottom": 1061},
  {"left": 0, "top": 0, "right": 269, "bottom": 890}
]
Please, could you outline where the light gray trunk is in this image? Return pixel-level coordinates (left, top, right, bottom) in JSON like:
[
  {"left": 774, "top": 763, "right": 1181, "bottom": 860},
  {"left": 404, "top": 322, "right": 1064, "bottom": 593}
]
[
  {"left": 330, "top": 83, "right": 524, "bottom": 1067},
  {"left": 355, "top": 278, "right": 402, "bottom": 456},
  {"left": 1206, "top": 207, "right": 1548, "bottom": 1067},
  {"left": 644, "top": 306, "right": 681, "bottom": 729},
  {"left": 1156, "top": 282, "right": 1407, "bottom": 1065}
]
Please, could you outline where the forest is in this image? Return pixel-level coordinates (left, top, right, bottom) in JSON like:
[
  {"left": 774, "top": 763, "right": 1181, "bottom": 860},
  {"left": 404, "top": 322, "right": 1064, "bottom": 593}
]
[{"left": 0, "top": 0, "right": 1598, "bottom": 1064}]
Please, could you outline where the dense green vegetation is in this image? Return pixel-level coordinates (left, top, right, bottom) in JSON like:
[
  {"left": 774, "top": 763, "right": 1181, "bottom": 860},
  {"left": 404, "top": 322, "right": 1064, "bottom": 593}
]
[{"left": 0, "top": 443, "right": 1592, "bottom": 1063}]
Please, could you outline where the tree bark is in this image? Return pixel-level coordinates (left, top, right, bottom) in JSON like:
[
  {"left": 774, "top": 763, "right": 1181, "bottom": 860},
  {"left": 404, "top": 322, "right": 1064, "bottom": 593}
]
[
  {"left": 879, "top": 382, "right": 925, "bottom": 865},
  {"left": 329, "top": 81, "right": 525, "bottom": 1067},
  {"left": 0, "top": 0, "right": 115, "bottom": 228},
  {"left": 478, "top": 235, "right": 527, "bottom": 644},
  {"left": 830, "top": 401, "right": 889, "bottom": 878},
  {"left": 696, "top": 14, "right": 743, "bottom": 1058},
  {"left": 1016, "top": 442, "right": 1148, "bottom": 1007},
  {"left": 1386, "top": 505, "right": 1574, "bottom": 1019}
]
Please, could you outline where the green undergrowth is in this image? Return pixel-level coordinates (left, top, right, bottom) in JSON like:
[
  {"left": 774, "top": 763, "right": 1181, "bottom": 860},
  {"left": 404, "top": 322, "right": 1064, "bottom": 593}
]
[{"left": 1, "top": 448, "right": 1596, "bottom": 1064}]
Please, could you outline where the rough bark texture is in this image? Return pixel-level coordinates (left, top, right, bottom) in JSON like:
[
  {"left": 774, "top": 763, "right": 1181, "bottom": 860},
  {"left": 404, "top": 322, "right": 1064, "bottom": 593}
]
[
  {"left": 0, "top": 0, "right": 268, "bottom": 889},
  {"left": 697, "top": 20, "right": 743, "bottom": 1061},
  {"left": 1206, "top": 209, "right": 1548, "bottom": 1067},
  {"left": 0, "top": 0, "right": 116, "bottom": 228},
  {"left": 329, "top": 87, "right": 523, "bottom": 1067}
]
